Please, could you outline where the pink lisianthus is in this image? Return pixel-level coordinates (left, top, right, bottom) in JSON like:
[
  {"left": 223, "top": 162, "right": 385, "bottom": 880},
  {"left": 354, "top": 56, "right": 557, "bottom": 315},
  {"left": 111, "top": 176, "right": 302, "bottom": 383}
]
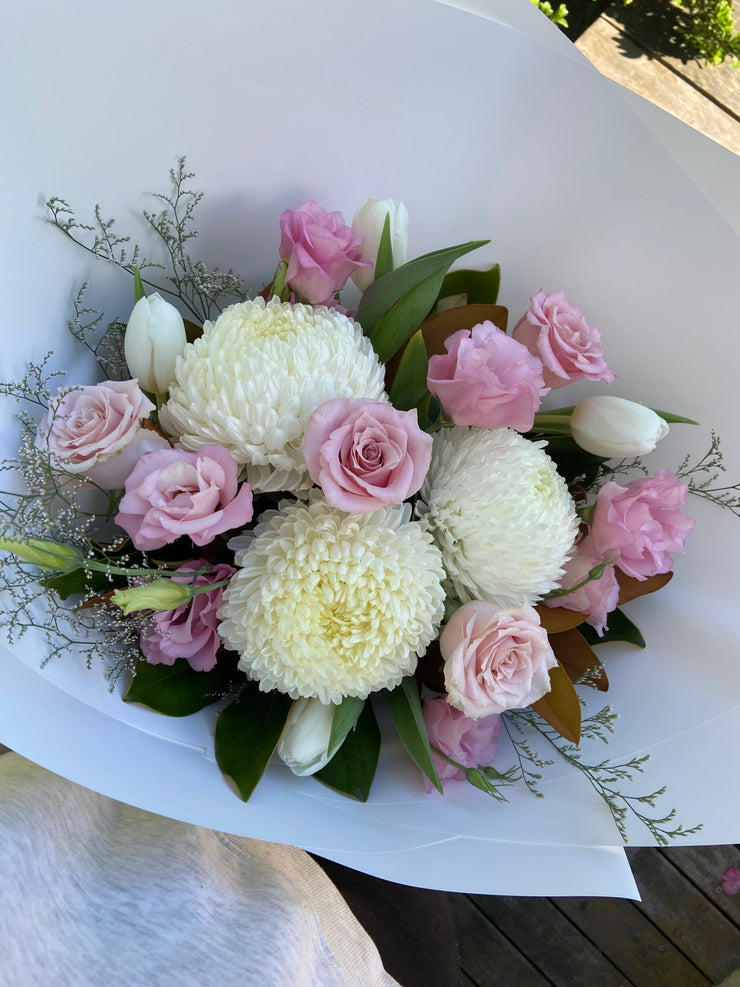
[
  {"left": 35, "top": 380, "right": 170, "bottom": 490},
  {"left": 543, "top": 534, "right": 620, "bottom": 636},
  {"left": 426, "top": 322, "right": 548, "bottom": 431},
  {"left": 590, "top": 470, "right": 694, "bottom": 581},
  {"left": 721, "top": 867, "right": 740, "bottom": 896},
  {"left": 278, "top": 200, "right": 370, "bottom": 306},
  {"left": 421, "top": 696, "right": 502, "bottom": 793},
  {"left": 512, "top": 289, "right": 615, "bottom": 389},
  {"left": 303, "top": 398, "right": 432, "bottom": 513},
  {"left": 140, "top": 560, "right": 235, "bottom": 672},
  {"left": 115, "top": 444, "right": 253, "bottom": 551},
  {"left": 440, "top": 600, "right": 556, "bottom": 718}
]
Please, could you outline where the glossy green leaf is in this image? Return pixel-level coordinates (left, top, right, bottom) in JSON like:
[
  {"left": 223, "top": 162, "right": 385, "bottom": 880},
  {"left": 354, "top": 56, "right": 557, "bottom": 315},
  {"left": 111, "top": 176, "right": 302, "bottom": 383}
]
[
  {"left": 437, "top": 263, "right": 500, "bottom": 305},
  {"left": 651, "top": 408, "right": 699, "bottom": 425},
  {"left": 327, "top": 695, "right": 365, "bottom": 758},
  {"left": 124, "top": 652, "right": 241, "bottom": 716},
  {"left": 356, "top": 240, "right": 488, "bottom": 334},
  {"left": 374, "top": 212, "right": 394, "bottom": 281},
  {"left": 388, "top": 328, "right": 430, "bottom": 415},
  {"left": 366, "top": 270, "right": 448, "bottom": 364},
  {"left": 579, "top": 608, "right": 646, "bottom": 649},
  {"left": 385, "top": 676, "right": 443, "bottom": 794},
  {"left": 315, "top": 701, "right": 381, "bottom": 801},
  {"left": 40, "top": 567, "right": 111, "bottom": 600},
  {"left": 214, "top": 683, "right": 293, "bottom": 801}
]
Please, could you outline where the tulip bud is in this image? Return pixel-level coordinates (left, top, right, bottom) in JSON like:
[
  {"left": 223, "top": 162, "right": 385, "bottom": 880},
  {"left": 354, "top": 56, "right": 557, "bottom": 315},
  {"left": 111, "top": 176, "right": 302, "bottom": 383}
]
[
  {"left": 351, "top": 197, "right": 409, "bottom": 292},
  {"left": 570, "top": 396, "right": 669, "bottom": 458},
  {"left": 0, "top": 537, "right": 83, "bottom": 571},
  {"left": 124, "top": 293, "right": 187, "bottom": 395},
  {"left": 112, "top": 578, "right": 193, "bottom": 614},
  {"left": 277, "top": 698, "right": 336, "bottom": 777}
]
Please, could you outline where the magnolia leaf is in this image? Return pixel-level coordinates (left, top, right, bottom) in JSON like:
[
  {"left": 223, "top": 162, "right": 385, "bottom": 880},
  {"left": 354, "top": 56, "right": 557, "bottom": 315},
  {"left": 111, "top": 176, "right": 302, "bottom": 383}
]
[
  {"left": 385, "top": 675, "right": 443, "bottom": 793},
  {"left": 356, "top": 239, "right": 488, "bottom": 332},
  {"left": 616, "top": 569, "right": 673, "bottom": 605},
  {"left": 436, "top": 263, "right": 501, "bottom": 306},
  {"left": 548, "top": 628, "right": 609, "bottom": 692},
  {"left": 535, "top": 604, "right": 587, "bottom": 635},
  {"left": 579, "top": 608, "right": 646, "bottom": 648},
  {"left": 530, "top": 661, "right": 582, "bottom": 745},
  {"left": 315, "top": 701, "right": 381, "bottom": 802},
  {"left": 327, "top": 695, "right": 365, "bottom": 758},
  {"left": 367, "top": 270, "right": 454, "bottom": 364},
  {"left": 41, "top": 567, "right": 110, "bottom": 600},
  {"left": 183, "top": 318, "right": 203, "bottom": 344},
  {"left": 214, "top": 683, "right": 293, "bottom": 801},
  {"left": 374, "top": 212, "right": 394, "bottom": 281},
  {"left": 388, "top": 329, "right": 429, "bottom": 416},
  {"left": 124, "top": 653, "right": 241, "bottom": 716}
]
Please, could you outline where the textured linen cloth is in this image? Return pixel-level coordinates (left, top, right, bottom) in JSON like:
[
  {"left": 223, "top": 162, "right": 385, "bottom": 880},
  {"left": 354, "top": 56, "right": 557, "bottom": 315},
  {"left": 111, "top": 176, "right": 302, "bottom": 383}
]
[{"left": 0, "top": 754, "right": 399, "bottom": 987}]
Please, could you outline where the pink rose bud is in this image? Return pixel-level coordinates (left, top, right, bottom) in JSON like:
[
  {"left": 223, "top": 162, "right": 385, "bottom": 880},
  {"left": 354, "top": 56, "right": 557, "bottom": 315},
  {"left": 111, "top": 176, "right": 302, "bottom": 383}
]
[
  {"left": 543, "top": 534, "right": 620, "bottom": 636},
  {"left": 115, "top": 444, "right": 254, "bottom": 551},
  {"left": 35, "top": 380, "right": 170, "bottom": 490},
  {"left": 512, "top": 289, "right": 615, "bottom": 389},
  {"left": 590, "top": 469, "right": 694, "bottom": 580},
  {"left": 139, "top": 560, "right": 235, "bottom": 672},
  {"left": 278, "top": 200, "right": 370, "bottom": 307},
  {"left": 422, "top": 696, "right": 502, "bottom": 792},
  {"left": 350, "top": 197, "right": 409, "bottom": 292},
  {"left": 440, "top": 600, "right": 557, "bottom": 718},
  {"left": 303, "top": 398, "right": 432, "bottom": 513},
  {"left": 426, "top": 322, "right": 548, "bottom": 432}
]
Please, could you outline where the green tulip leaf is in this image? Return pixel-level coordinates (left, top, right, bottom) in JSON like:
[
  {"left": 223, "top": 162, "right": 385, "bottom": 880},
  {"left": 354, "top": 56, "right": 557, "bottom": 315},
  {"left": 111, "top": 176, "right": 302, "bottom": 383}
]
[
  {"left": 315, "top": 701, "right": 381, "bottom": 802},
  {"left": 388, "top": 329, "right": 430, "bottom": 418},
  {"left": 124, "top": 652, "right": 241, "bottom": 716},
  {"left": 651, "top": 408, "right": 700, "bottom": 425},
  {"left": 436, "top": 263, "right": 501, "bottom": 306},
  {"left": 374, "top": 212, "right": 394, "bottom": 281},
  {"left": 385, "top": 675, "right": 443, "bottom": 794},
  {"left": 214, "top": 682, "right": 294, "bottom": 801},
  {"left": 327, "top": 695, "right": 366, "bottom": 758},
  {"left": 579, "top": 608, "right": 647, "bottom": 649},
  {"left": 134, "top": 264, "right": 146, "bottom": 303}
]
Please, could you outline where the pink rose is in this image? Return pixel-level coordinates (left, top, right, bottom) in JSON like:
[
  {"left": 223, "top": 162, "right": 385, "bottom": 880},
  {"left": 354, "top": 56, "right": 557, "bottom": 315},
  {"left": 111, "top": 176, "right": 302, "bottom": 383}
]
[
  {"left": 422, "top": 696, "right": 502, "bottom": 793},
  {"left": 590, "top": 470, "right": 694, "bottom": 581},
  {"left": 440, "top": 600, "right": 556, "bottom": 718},
  {"left": 721, "top": 867, "right": 740, "bottom": 896},
  {"left": 426, "top": 322, "right": 548, "bottom": 431},
  {"left": 512, "top": 289, "right": 615, "bottom": 389},
  {"left": 279, "top": 200, "right": 370, "bottom": 306},
  {"left": 543, "top": 534, "right": 619, "bottom": 635},
  {"left": 303, "top": 398, "right": 432, "bottom": 513},
  {"left": 35, "top": 380, "right": 169, "bottom": 489},
  {"left": 115, "top": 444, "right": 254, "bottom": 551},
  {"left": 140, "top": 561, "right": 235, "bottom": 672}
]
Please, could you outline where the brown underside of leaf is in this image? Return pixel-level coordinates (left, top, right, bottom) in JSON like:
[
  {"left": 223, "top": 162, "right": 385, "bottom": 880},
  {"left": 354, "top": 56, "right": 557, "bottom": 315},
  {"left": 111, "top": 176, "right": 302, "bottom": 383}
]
[
  {"left": 616, "top": 569, "right": 673, "bottom": 605},
  {"left": 549, "top": 628, "right": 609, "bottom": 692},
  {"left": 183, "top": 317, "right": 204, "bottom": 343},
  {"left": 535, "top": 604, "right": 586, "bottom": 634},
  {"left": 530, "top": 661, "right": 582, "bottom": 745},
  {"left": 416, "top": 641, "right": 445, "bottom": 693}
]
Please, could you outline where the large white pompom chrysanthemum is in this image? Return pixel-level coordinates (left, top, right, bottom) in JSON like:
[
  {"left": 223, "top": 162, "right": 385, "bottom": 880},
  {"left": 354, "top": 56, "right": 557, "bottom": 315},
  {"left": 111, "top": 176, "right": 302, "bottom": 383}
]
[
  {"left": 217, "top": 496, "right": 446, "bottom": 704},
  {"left": 159, "top": 297, "right": 386, "bottom": 494},
  {"left": 416, "top": 427, "right": 578, "bottom": 607}
]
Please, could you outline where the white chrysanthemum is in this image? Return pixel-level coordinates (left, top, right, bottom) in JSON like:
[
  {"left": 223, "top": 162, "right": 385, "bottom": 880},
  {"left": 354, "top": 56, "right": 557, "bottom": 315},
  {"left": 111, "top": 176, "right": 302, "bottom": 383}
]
[
  {"left": 416, "top": 427, "right": 578, "bottom": 607},
  {"left": 159, "top": 297, "right": 386, "bottom": 494},
  {"left": 217, "top": 496, "right": 445, "bottom": 704}
]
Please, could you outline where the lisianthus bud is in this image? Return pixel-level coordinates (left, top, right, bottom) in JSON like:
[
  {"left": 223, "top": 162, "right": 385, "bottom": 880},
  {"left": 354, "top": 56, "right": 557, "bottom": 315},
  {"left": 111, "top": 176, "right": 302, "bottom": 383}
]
[
  {"left": 0, "top": 537, "right": 82, "bottom": 571},
  {"left": 570, "top": 396, "right": 669, "bottom": 458},
  {"left": 277, "top": 698, "right": 336, "bottom": 777},
  {"left": 124, "top": 293, "right": 187, "bottom": 395},
  {"left": 112, "top": 579, "right": 194, "bottom": 614},
  {"left": 351, "top": 197, "right": 409, "bottom": 292}
]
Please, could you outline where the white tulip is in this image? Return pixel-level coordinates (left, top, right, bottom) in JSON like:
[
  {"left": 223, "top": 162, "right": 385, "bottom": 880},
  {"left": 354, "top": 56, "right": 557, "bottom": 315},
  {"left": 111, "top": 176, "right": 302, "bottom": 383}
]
[
  {"left": 570, "top": 396, "right": 669, "bottom": 458},
  {"left": 351, "top": 197, "right": 409, "bottom": 292},
  {"left": 124, "top": 293, "right": 187, "bottom": 395},
  {"left": 277, "top": 698, "right": 336, "bottom": 777}
]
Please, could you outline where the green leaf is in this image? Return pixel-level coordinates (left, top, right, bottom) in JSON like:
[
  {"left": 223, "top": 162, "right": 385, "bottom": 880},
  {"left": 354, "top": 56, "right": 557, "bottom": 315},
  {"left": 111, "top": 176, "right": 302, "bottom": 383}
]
[
  {"left": 538, "top": 434, "right": 607, "bottom": 488},
  {"left": 356, "top": 239, "right": 488, "bottom": 335},
  {"left": 40, "top": 567, "right": 111, "bottom": 600},
  {"left": 315, "top": 701, "right": 381, "bottom": 801},
  {"left": 374, "top": 212, "right": 394, "bottom": 281},
  {"left": 651, "top": 408, "right": 699, "bottom": 425},
  {"left": 327, "top": 695, "right": 365, "bottom": 758},
  {"left": 385, "top": 676, "right": 443, "bottom": 794},
  {"left": 579, "top": 608, "right": 646, "bottom": 649},
  {"left": 366, "top": 270, "right": 447, "bottom": 364},
  {"left": 134, "top": 264, "right": 146, "bottom": 302},
  {"left": 124, "top": 652, "right": 241, "bottom": 717},
  {"left": 388, "top": 328, "right": 430, "bottom": 415},
  {"left": 437, "top": 263, "right": 500, "bottom": 306},
  {"left": 214, "top": 682, "right": 294, "bottom": 801}
]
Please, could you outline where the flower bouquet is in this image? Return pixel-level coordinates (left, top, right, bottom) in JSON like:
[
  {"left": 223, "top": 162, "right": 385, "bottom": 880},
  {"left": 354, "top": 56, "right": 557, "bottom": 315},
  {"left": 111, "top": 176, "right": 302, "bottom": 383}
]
[{"left": 3, "top": 161, "right": 734, "bottom": 846}]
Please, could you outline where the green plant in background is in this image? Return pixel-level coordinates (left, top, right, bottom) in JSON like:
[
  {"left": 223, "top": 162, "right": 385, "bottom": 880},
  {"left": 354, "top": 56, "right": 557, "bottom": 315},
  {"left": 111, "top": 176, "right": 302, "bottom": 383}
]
[
  {"left": 533, "top": 0, "right": 570, "bottom": 27},
  {"left": 678, "top": 0, "right": 740, "bottom": 65}
]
